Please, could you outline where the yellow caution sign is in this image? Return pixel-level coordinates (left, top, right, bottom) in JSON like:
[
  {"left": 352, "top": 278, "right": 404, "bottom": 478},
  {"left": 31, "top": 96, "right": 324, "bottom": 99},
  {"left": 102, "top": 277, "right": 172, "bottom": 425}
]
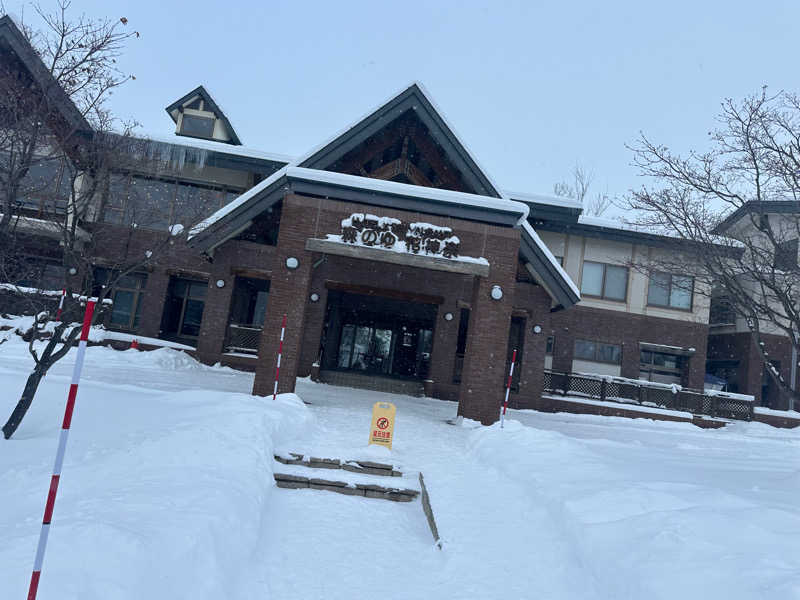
[{"left": 369, "top": 401, "right": 396, "bottom": 449}]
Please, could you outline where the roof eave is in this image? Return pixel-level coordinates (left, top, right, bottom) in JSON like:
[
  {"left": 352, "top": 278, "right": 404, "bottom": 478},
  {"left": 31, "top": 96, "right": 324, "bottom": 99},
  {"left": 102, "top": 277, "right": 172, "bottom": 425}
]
[{"left": 519, "top": 233, "right": 580, "bottom": 310}]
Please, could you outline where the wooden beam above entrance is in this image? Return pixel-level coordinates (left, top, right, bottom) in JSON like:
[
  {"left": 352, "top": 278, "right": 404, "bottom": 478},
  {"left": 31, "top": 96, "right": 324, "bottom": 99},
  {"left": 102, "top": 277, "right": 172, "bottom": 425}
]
[
  {"left": 325, "top": 280, "right": 444, "bottom": 305},
  {"left": 305, "top": 238, "right": 490, "bottom": 277}
]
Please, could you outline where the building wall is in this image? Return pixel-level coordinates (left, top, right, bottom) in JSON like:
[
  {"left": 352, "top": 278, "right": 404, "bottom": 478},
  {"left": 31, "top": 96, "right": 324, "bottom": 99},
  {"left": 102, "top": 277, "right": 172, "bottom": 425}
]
[
  {"left": 238, "top": 192, "right": 551, "bottom": 423},
  {"left": 538, "top": 230, "right": 710, "bottom": 322},
  {"left": 546, "top": 304, "right": 709, "bottom": 390},
  {"left": 707, "top": 331, "right": 796, "bottom": 409}
]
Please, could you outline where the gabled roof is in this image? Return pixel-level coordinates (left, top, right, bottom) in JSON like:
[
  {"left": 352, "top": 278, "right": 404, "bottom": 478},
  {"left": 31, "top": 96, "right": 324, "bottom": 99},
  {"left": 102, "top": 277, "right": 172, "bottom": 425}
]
[
  {"left": 188, "top": 166, "right": 528, "bottom": 247},
  {"left": 166, "top": 85, "right": 242, "bottom": 146},
  {"left": 296, "top": 82, "right": 502, "bottom": 198},
  {"left": 187, "top": 166, "right": 580, "bottom": 310},
  {"left": 712, "top": 200, "right": 800, "bottom": 234},
  {"left": 0, "top": 15, "right": 93, "bottom": 143}
]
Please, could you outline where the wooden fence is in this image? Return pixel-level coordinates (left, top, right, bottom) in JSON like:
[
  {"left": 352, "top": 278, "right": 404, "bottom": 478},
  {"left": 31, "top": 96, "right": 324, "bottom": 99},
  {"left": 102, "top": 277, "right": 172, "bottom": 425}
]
[{"left": 543, "top": 370, "right": 755, "bottom": 421}]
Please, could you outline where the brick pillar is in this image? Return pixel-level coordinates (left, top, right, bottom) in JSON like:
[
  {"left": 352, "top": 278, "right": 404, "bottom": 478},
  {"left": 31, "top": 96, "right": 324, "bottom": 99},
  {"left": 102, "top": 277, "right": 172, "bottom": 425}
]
[
  {"left": 427, "top": 303, "right": 455, "bottom": 397},
  {"left": 252, "top": 194, "right": 318, "bottom": 397},
  {"left": 512, "top": 287, "right": 551, "bottom": 409},
  {"left": 195, "top": 263, "right": 233, "bottom": 361},
  {"left": 137, "top": 269, "right": 170, "bottom": 339},
  {"left": 297, "top": 283, "right": 328, "bottom": 377},
  {"left": 457, "top": 230, "right": 519, "bottom": 425}
]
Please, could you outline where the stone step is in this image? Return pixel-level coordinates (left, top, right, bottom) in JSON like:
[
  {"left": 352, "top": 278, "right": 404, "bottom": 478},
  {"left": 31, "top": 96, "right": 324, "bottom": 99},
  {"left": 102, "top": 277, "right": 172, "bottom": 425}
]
[
  {"left": 274, "top": 453, "right": 402, "bottom": 477},
  {"left": 273, "top": 471, "right": 420, "bottom": 502}
]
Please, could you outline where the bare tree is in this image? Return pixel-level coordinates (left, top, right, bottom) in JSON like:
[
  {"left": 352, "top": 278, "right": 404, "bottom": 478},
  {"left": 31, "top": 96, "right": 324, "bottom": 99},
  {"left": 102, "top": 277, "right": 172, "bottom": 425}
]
[
  {"left": 623, "top": 88, "right": 800, "bottom": 410},
  {"left": 0, "top": 4, "right": 202, "bottom": 438},
  {"left": 553, "top": 163, "right": 611, "bottom": 216}
]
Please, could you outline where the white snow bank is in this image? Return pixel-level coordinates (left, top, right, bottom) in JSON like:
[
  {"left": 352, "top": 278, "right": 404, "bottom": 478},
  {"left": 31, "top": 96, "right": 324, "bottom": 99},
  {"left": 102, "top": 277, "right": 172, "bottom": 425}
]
[
  {"left": 0, "top": 342, "right": 310, "bottom": 599},
  {"left": 753, "top": 405, "right": 800, "bottom": 418}
]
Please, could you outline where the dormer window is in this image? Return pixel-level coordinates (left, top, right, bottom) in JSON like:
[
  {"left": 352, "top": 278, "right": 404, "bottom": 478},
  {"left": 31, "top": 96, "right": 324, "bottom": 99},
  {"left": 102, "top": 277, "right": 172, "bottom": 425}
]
[
  {"left": 180, "top": 112, "right": 215, "bottom": 139},
  {"left": 166, "top": 85, "right": 242, "bottom": 146}
]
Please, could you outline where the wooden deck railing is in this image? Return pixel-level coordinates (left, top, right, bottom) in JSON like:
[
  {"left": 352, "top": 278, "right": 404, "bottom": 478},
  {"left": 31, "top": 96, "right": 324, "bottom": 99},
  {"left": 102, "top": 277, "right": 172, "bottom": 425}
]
[{"left": 542, "top": 370, "right": 755, "bottom": 421}]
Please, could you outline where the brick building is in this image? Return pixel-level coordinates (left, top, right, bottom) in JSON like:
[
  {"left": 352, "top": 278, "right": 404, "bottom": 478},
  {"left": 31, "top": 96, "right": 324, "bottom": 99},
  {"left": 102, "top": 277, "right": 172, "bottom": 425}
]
[{"left": 2, "top": 15, "right": 793, "bottom": 422}]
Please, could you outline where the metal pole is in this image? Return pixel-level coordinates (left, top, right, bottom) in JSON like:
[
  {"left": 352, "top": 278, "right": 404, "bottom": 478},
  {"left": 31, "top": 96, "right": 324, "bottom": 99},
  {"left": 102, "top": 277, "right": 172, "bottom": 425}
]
[
  {"left": 28, "top": 299, "right": 96, "bottom": 600},
  {"left": 55, "top": 289, "right": 66, "bottom": 322},
  {"left": 273, "top": 314, "right": 287, "bottom": 401},
  {"left": 500, "top": 349, "right": 517, "bottom": 429}
]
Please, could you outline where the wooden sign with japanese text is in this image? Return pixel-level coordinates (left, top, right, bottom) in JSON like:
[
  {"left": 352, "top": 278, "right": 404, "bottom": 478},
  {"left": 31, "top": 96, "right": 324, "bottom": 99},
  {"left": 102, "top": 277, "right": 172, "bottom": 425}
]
[{"left": 369, "top": 401, "right": 396, "bottom": 449}]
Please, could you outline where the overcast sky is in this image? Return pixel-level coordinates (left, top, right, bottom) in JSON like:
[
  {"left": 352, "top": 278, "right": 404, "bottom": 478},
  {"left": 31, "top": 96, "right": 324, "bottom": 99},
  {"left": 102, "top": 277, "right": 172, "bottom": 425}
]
[{"left": 11, "top": 1, "right": 799, "bottom": 206}]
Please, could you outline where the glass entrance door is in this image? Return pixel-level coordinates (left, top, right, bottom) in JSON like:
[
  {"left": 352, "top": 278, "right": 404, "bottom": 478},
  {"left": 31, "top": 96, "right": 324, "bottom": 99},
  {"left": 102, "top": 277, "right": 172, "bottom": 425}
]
[{"left": 337, "top": 324, "right": 394, "bottom": 374}]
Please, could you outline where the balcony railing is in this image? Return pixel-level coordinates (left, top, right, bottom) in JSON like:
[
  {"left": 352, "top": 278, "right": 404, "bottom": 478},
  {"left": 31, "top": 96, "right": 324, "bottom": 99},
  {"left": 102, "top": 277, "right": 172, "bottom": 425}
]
[
  {"left": 225, "top": 324, "right": 262, "bottom": 355},
  {"left": 543, "top": 370, "right": 755, "bottom": 421}
]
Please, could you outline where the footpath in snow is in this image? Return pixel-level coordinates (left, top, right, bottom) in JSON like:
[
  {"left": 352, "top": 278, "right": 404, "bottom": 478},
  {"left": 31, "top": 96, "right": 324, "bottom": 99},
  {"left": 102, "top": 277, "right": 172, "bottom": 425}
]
[{"left": 0, "top": 339, "right": 798, "bottom": 599}]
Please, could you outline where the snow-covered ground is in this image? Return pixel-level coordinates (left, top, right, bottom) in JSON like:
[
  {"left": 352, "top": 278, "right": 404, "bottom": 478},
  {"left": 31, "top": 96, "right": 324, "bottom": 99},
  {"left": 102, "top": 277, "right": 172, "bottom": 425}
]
[{"left": 1, "top": 339, "right": 798, "bottom": 599}]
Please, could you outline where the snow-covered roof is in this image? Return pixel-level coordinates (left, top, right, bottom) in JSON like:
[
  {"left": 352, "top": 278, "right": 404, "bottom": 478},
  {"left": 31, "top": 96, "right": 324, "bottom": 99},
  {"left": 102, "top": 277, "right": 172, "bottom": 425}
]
[
  {"left": 189, "top": 166, "right": 529, "bottom": 238},
  {"left": 142, "top": 132, "right": 293, "bottom": 165},
  {"left": 0, "top": 213, "right": 90, "bottom": 241},
  {"left": 506, "top": 190, "right": 583, "bottom": 210},
  {"left": 520, "top": 220, "right": 581, "bottom": 303}
]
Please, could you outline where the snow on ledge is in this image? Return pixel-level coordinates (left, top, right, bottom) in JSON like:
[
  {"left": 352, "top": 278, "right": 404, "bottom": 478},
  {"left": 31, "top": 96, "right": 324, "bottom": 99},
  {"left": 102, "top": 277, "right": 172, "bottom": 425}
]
[
  {"left": 753, "top": 406, "right": 800, "bottom": 418},
  {"left": 543, "top": 394, "right": 695, "bottom": 420},
  {"left": 323, "top": 234, "right": 489, "bottom": 265}
]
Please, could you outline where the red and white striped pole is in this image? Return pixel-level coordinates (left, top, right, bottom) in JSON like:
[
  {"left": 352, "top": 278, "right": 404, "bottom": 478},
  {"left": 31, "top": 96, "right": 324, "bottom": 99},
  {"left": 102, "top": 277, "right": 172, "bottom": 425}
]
[
  {"left": 54, "top": 289, "right": 66, "bottom": 322},
  {"left": 273, "top": 313, "right": 287, "bottom": 401},
  {"left": 500, "top": 348, "right": 517, "bottom": 429},
  {"left": 27, "top": 299, "right": 96, "bottom": 600}
]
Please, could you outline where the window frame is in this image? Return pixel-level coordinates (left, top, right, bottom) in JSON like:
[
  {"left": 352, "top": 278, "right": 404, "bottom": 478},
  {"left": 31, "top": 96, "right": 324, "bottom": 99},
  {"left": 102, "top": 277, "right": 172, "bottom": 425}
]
[
  {"left": 647, "top": 271, "right": 694, "bottom": 311},
  {"left": 580, "top": 261, "right": 629, "bottom": 302},
  {"left": 573, "top": 338, "right": 622, "bottom": 365},
  {"left": 102, "top": 172, "right": 244, "bottom": 231},
  {"left": 92, "top": 267, "right": 148, "bottom": 331}
]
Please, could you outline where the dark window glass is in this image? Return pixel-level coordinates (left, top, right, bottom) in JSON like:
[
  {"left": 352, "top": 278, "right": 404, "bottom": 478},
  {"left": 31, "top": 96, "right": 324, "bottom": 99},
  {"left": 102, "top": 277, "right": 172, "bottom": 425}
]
[
  {"left": 93, "top": 267, "right": 147, "bottom": 330},
  {"left": 180, "top": 114, "right": 215, "bottom": 138},
  {"left": 11, "top": 256, "right": 63, "bottom": 290},
  {"left": 546, "top": 336, "right": 555, "bottom": 355},
  {"left": 160, "top": 276, "right": 208, "bottom": 341},
  {"left": 574, "top": 339, "right": 621, "bottom": 364},
  {"left": 710, "top": 295, "right": 736, "bottom": 325},
  {"left": 228, "top": 277, "right": 270, "bottom": 326},
  {"left": 774, "top": 238, "right": 799, "bottom": 271}
]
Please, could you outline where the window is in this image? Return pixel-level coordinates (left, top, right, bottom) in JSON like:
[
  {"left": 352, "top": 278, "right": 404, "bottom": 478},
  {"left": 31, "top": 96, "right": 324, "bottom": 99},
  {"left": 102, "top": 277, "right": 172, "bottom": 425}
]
[
  {"left": 93, "top": 267, "right": 148, "bottom": 330},
  {"left": 103, "top": 174, "right": 242, "bottom": 231},
  {"left": 16, "top": 157, "right": 71, "bottom": 216},
  {"left": 574, "top": 339, "right": 622, "bottom": 364},
  {"left": 647, "top": 272, "right": 693, "bottom": 309},
  {"left": 546, "top": 336, "right": 555, "bottom": 355},
  {"left": 709, "top": 295, "right": 736, "bottom": 326},
  {"left": 228, "top": 277, "right": 270, "bottom": 327},
  {"left": 160, "top": 277, "right": 207, "bottom": 340},
  {"left": 774, "top": 238, "right": 799, "bottom": 271},
  {"left": 180, "top": 113, "right": 215, "bottom": 139},
  {"left": 581, "top": 261, "right": 628, "bottom": 301},
  {"left": 639, "top": 349, "right": 684, "bottom": 384},
  {"left": 11, "top": 256, "right": 63, "bottom": 291}
]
